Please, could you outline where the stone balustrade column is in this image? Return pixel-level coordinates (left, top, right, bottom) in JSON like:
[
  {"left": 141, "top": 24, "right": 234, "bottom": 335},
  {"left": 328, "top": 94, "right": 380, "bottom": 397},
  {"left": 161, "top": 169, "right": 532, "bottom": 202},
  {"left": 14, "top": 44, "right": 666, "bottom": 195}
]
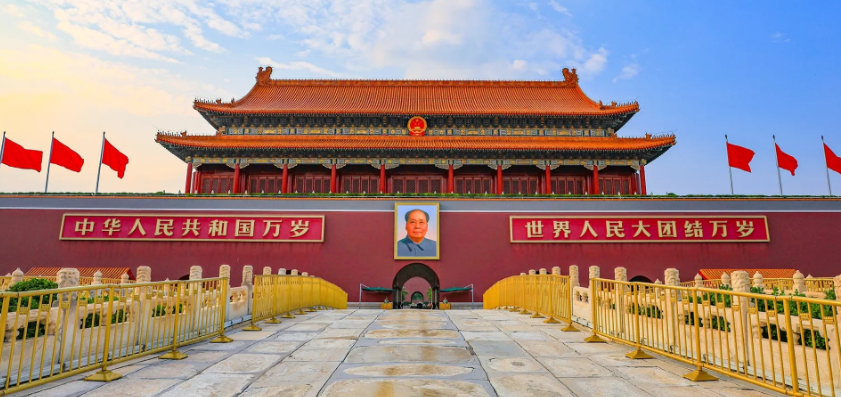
[
  {"left": 835, "top": 275, "right": 841, "bottom": 301},
  {"left": 219, "top": 264, "right": 231, "bottom": 282},
  {"left": 302, "top": 272, "right": 309, "bottom": 277},
  {"left": 136, "top": 266, "right": 151, "bottom": 283},
  {"left": 520, "top": 273, "right": 526, "bottom": 276},
  {"left": 291, "top": 269, "right": 299, "bottom": 276},
  {"left": 694, "top": 273, "right": 704, "bottom": 288},
  {"left": 189, "top": 265, "right": 202, "bottom": 280},
  {"left": 569, "top": 265, "right": 579, "bottom": 287},
  {"left": 242, "top": 266, "right": 253, "bottom": 287},
  {"left": 614, "top": 267, "right": 627, "bottom": 282},
  {"left": 91, "top": 270, "right": 103, "bottom": 286},
  {"left": 539, "top": 268, "right": 547, "bottom": 275},
  {"left": 551, "top": 266, "right": 561, "bottom": 276},
  {"left": 10, "top": 268, "right": 23, "bottom": 287},
  {"left": 721, "top": 272, "right": 731, "bottom": 287},
  {"left": 731, "top": 270, "right": 753, "bottom": 360},
  {"left": 752, "top": 272, "right": 764, "bottom": 290},
  {"left": 528, "top": 269, "right": 536, "bottom": 275},
  {"left": 263, "top": 266, "right": 272, "bottom": 276},
  {"left": 278, "top": 268, "right": 286, "bottom": 275},
  {"left": 57, "top": 268, "right": 80, "bottom": 289},
  {"left": 793, "top": 270, "right": 806, "bottom": 293},
  {"left": 665, "top": 268, "right": 679, "bottom": 286}
]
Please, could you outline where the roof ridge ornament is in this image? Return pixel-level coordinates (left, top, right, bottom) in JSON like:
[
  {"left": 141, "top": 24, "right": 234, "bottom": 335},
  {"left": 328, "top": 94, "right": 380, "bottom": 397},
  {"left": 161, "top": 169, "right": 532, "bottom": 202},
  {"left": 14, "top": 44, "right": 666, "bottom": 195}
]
[
  {"left": 257, "top": 66, "right": 273, "bottom": 85},
  {"left": 561, "top": 67, "right": 578, "bottom": 85}
]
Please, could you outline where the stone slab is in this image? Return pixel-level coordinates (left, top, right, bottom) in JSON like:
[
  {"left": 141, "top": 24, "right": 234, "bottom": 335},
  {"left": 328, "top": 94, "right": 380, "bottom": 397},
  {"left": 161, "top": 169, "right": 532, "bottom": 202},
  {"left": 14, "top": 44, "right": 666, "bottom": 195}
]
[
  {"left": 320, "top": 379, "right": 491, "bottom": 397},
  {"left": 81, "top": 378, "right": 181, "bottom": 397},
  {"left": 285, "top": 348, "right": 350, "bottom": 362},
  {"left": 490, "top": 374, "right": 576, "bottom": 397},
  {"left": 158, "top": 374, "right": 253, "bottom": 397},
  {"left": 560, "top": 377, "right": 650, "bottom": 397},
  {"left": 363, "top": 329, "right": 459, "bottom": 339},
  {"left": 345, "top": 346, "right": 473, "bottom": 363},
  {"left": 343, "top": 364, "right": 473, "bottom": 377},
  {"left": 252, "top": 361, "right": 341, "bottom": 387},
  {"left": 205, "top": 353, "right": 282, "bottom": 374},
  {"left": 245, "top": 341, "right": 301, "bottom": 354},
  {"left": 537, "top": 357, "right": 613, "bottom": 378}
]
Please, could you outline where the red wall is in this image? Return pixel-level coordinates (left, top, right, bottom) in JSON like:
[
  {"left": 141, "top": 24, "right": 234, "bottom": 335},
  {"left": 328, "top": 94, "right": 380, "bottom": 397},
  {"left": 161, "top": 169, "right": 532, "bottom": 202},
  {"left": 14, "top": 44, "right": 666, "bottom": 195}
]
[{"left": 0, "top": 209, "right": 838, "bottom": 302}]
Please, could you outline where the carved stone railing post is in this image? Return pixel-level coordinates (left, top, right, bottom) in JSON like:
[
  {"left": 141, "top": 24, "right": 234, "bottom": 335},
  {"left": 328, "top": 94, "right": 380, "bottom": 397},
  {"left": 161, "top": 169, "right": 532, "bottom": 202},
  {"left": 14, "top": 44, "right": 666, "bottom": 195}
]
[
  {"left": 551, "top": 266, "right": 561, "bottom": 276},
  {"left": 242, "top": 265, "right": 253, "bottom": 314},
  {"left": 291, "top": 269, "right": 299, "bottom": 276},
  {"left": 721, "top": 272, "right": 731, "bottom": 287},
  {"left": 278, "top": 268, "right": 286, "bottom": 275},
  {"left": 731, "top": 270, "right": 752, "bottom": 364},
  {"left": 189, "top": 266, "right": 202, "bottom": 280},
  {"left": 10, "top": 268, "right": 23, "bottom": 287},
  {"left": 219, "top": 264, "right": 231, "bottom": 284},
  {"left": 539, "top": 268, "right": 547, "bottom": 275},
  {"left": 302, "top": 272, "right": 309, "bottom": 277},
  {"left": 662, "top": 268, "right": 680, "bottom": 346},
  {"left": 835, "top": 275, "right": 841, "bottom": 301},
  {"left": 57, "top": 268, "right": 80, "bottom": 289},
  {"left": 665, "top": 268, "right": 679, "bottom": 287},
  {"left": 752, "top": 272, "right": 764, "bottom": 290},
  {"left": 528, "top": 269, "right": 536, "bottom": 275},
  {"left": 120, "top": 273, "right": 130, "bottom": 285},
  {"left": 263, "top": 266, "right": 271, "bottom": 276},
  {"left": 793, "top": 270, "right": 806, "bottom": 294},
  {"left": 694, "top": 273, "right": 703, "bottom": 288},
  {"left": 614, "top": 267, "right": 627, "bottom": 282},
  {"left": 55, "top": 268, "right": 80, "bottom": 342},
  {"left": 569, "top": 265, "right": 579, "bottom": 287},
  {"left": 136, "top": 266, "right": 151, "bottom": 283},
  {"left": 91, "top": 271, "right": 103, "bottom": 286}
]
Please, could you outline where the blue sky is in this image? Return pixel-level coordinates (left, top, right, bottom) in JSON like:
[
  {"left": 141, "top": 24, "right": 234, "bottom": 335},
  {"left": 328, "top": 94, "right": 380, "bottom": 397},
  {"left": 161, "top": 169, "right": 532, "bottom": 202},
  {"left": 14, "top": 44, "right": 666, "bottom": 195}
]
[{"left": 0, "top": 0, "right": 839, "bottom": 195}]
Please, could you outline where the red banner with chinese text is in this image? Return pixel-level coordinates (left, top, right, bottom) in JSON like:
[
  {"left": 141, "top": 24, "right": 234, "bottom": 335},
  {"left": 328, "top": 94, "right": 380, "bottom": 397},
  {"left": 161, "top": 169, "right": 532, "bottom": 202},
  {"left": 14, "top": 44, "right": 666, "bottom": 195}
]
[
  {"left": 60, "top": 214, "right": 324, "bottom": 242},
  {"left": 510, "top": 216, "right": 769, "bottom": 243}
]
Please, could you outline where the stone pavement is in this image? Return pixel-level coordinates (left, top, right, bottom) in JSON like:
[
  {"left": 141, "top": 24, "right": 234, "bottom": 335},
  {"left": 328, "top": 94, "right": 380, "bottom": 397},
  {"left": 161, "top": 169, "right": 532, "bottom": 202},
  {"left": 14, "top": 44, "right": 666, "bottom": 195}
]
[{"left": 14, "top": 309, "right": 785, "bottom": 397}]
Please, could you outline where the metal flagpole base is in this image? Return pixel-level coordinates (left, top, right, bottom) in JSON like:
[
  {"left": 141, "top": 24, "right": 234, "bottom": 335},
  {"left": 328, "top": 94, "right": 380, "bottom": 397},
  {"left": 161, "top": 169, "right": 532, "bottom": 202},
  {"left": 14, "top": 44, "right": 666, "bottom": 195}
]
[
  {"left": 530, "top": 312, "right": 544, "bottom": 318},
  {"left": 625, "top": 348, "right": 653, "bottom": 359},
  {"left": 210, "top": 335, "right": 234, "bottom": 343},
  {"left": 683, "top": 369, "right": 718, "bottom": 382},
  {"left": 584, "top": 334, "right": 606, "bottom": 343},
  {"left": 243, "top": 324, "right": 262, "bottom": 331},
  {"left": 560, "top": 323, "right": 580, "bottom": 332},
  {"left": 85, "top": 369, "right": 122, "bottom": 382},
  {"left": 543, "top": 317, "right": 560, "bottom": 324},
  {"left": 281, "top": 313, "right": 295, "bottom": 318},
  {"left": 266, "top": 317, "right": 281, "bottom": 324},
  {"left": 159, "top": 350, "right": 188, "bottom": 360}
]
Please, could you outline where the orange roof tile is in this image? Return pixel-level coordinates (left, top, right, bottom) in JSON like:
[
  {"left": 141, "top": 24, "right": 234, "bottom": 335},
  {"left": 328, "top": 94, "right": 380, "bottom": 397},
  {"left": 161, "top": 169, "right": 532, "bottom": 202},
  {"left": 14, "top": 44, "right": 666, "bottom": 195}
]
[
  {"left": 699, "top": 269, "right": 796, "bottom": 280},
  {"left": 156, "top": 134, "right": 675, "bottom": 152},
  {"left": 24, "top": 267, "right": 134, "bottom": 280},
  {"left": 193, "top": 67, "right": 639, "bottom": 117}
]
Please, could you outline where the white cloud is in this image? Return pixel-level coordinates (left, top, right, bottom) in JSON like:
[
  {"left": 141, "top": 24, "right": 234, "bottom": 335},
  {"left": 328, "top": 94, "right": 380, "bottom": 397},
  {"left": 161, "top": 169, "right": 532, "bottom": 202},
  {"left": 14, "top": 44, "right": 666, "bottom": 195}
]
[
  {"left": 613, "top": 63, "right": 641, "bottom": 83},
  {"left": 256, "top": 57, "right": 353, "bottom": 78},
  {"left": 512, "top": 59, "right": 528, "bottom": 71},
  {"left": 548, "top": 1, "right": 572, "bottom": 16},
  {"left": 577, "top": 47, "right": 608, "bottom": 78},
  {"left": 18, "top": 21, "right": 57, "bottom": 41},
  {"left": 56, "top": 20, "right": 181, "bottom": 63},
  {"left": 771, "top": 32, "right": 790, "bottom": 43},
  {"left": 1, "top": 4, "right": 25, "bottom": 17}
]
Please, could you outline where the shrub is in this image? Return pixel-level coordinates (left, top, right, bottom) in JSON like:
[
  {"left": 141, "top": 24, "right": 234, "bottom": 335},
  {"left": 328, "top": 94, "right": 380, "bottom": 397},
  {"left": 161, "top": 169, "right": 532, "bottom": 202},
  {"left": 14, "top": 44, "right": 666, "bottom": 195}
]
[
  {"left": 152, "top": 303, "right": 183, "bottom": 317},
  {"left": 7, "top": 278, "right": 59, "bottom": 312},
  {"left": 81, "top": 309, "right": 127, "bottom": 329}
]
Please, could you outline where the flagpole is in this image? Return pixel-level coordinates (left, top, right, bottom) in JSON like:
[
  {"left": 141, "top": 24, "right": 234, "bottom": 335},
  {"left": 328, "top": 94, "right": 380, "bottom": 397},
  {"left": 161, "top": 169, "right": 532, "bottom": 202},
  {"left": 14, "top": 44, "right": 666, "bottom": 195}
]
[
  {"left": 44, "top": 131, "right": 54, "bottom": 194},
  {"left": 0, "top": 132, "right": 6, "bottom": 187},
  {"left": 725, "top": 134, "right": 734, "bottom": 195},
  {"left": 823, "top": 136, "right": 833, "bottom": 196},
  {"left": 772, "top": 135, "right": 782, "bottom": 195},
  {"left": 95, "top": 131, "right": 105, "bottom": 194}
]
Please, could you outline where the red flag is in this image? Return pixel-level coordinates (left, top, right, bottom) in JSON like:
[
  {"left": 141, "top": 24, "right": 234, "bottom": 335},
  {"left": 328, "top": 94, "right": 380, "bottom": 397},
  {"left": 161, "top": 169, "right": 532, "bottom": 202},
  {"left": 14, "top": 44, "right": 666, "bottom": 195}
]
[
  {"left": 49, "top": 138, "right": 84, "bottom": 172},
  {"left": 775, "top": 144, "right": 798, "bottom": 176},
  {"left": 102, "top": 138, "right": 128, "bottom": 178},
  {"left": 1, "top": 138, "right": 42, "bottom": 172},
  {"left": 825, "top": 143, "right": 841, "bottom": 175},
  {"left": 726, "top": 142, "right": 755, "bottom": 172}
]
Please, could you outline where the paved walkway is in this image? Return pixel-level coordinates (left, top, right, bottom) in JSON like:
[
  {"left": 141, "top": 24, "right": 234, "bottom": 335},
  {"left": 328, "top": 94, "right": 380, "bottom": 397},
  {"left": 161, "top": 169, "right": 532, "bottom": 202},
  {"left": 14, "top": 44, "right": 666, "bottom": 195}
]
[{"left": 15, "top": 309, "right": 784, "bottom": 397}]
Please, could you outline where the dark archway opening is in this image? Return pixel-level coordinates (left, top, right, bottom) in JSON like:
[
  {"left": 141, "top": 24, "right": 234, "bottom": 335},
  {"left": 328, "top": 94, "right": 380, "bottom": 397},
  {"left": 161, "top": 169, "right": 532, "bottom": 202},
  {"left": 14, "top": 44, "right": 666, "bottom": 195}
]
[
  {"left": 630, "top": 275, "right": 652, "bottom": 283},
  {"left": 392, "top": 263, "right": 440, "bottom": 309}
]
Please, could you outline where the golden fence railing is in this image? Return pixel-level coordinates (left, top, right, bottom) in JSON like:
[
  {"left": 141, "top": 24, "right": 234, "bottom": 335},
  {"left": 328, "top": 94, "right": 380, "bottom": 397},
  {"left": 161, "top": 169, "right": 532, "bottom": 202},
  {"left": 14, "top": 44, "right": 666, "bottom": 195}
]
[
  {"left": 680, "top": 278, "right": 834, "bottom": 294},
  {"left": 483, "top": 274, "right": 577, "bottom": 332},
  {"left": 0, "top": 277, "right": 232, "bottom": 394},
  {"left": 244, "top": 275, "right": 348, "bottom": 332},
  {"left": 586, "top": 278, "right": 841, "bottom": 397}
]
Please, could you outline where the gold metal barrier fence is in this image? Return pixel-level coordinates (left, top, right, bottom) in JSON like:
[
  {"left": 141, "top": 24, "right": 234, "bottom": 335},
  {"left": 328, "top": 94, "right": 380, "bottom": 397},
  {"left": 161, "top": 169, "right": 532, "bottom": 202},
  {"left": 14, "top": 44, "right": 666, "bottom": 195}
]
[
  {"left": 680, "top": 278, "right": 835, "bottom": 294},
  {"left": 244, "top": 275, "right": 348, "bottom": 332},
  {"left": 586, "top": 278, "right": 841, "bottom": 397},
  {"left": 0, "top": 277, "right": 233, "bottom": 394},
  {"left": 482, "top": 274, "right": 577, "bottom": 331}
]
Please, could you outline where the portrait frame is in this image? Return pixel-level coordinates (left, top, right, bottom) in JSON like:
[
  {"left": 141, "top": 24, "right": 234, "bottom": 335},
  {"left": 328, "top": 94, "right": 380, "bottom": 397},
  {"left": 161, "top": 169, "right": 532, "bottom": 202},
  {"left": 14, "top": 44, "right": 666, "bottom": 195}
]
[{"left": 394, "top": 202, "right": 440, "bottom": 260}]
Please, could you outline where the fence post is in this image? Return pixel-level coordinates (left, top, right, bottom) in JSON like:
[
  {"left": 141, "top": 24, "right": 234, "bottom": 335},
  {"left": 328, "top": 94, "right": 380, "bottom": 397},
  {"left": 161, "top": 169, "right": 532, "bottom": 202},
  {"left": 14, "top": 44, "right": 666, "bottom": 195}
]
[
  {"left": 792, "top": 270, "right": 806, "bottom": 294},
  {"left": 626, "top": 283, "right": 653, "bottom": 359},
  {"left": 731, "top": 270, "right": 752, "bottom": 368},
  {"left": 85, "top": 286, "right": 122, "bottom": 381},
  {"left": 531, "top": 271, "right": 544, "bottom": 319},
  {"left": 782, "top": 295, "right": 801, "bottom": 393},
  {"left": 210, "top": 276, "right": 234, "bottom": 343},
  {"left": 10, "top": 268, "right": 23, "bottom": 287},
  {"left": 683, "top": 287, "right": 717, "bottom": 381},
  {"left": 562, "top": 270, "right": 579, "bottom": 332},
  {"left": 584, "top": 266, "right": 605, "bottom": 343},
  {"left": 160, "top": 281, "right": 188, "bottom": 359},
  {"left": 694, "top": 273, "right": 703, "bottom": 288}
]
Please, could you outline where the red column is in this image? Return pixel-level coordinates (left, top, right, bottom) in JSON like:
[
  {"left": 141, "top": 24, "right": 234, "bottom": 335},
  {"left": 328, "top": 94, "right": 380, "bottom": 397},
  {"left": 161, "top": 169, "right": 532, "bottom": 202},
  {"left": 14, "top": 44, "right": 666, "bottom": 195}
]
[
  {"left": 281, "top": 164, "right": 288, "bottom": 194},
  {"left": 630, "top": 172, "right": 638, "bottom": 195},
  {"left": 193, "top": 169, "right": 201, "bottom": 194},
  {"left": 591, "top": 166, "right": 599, "bottom": 195},
  {"left": 640, "top": 164, "right": 647, "bottom": 195},
  {"left": 232, "top": 163, "right": 240, "bottom": 194},
  {"left": 379, "top": 164, "right": 386, "bottom": 193},
  {"left": 496, "top": 165, "right": 503, "bottom": 194},
  {"left": 184, "top": 163, "right": 192, "bottom": 194},
  {"left": 448, "top": 165, "right": 454, "bottom": 193},
  {"left": 545, "top": 166, "right": 552, "bottom": 194},
  {"left": 330, "top": 164, "right": 337, "bottom": 193}
]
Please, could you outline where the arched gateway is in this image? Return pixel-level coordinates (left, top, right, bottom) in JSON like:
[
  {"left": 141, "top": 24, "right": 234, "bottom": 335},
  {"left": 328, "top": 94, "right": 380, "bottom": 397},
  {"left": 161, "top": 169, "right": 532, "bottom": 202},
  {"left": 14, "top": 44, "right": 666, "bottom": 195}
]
[{"left": 392, "top": 263, "right": 439, "bottom": 309}]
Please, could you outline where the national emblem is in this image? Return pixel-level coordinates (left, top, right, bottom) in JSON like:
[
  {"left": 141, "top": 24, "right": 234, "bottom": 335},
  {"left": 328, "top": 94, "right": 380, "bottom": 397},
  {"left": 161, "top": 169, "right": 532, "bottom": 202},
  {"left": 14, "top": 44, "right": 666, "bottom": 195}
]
[{"left": 407, "top": 116, "right": 427, "bottom": 137}]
